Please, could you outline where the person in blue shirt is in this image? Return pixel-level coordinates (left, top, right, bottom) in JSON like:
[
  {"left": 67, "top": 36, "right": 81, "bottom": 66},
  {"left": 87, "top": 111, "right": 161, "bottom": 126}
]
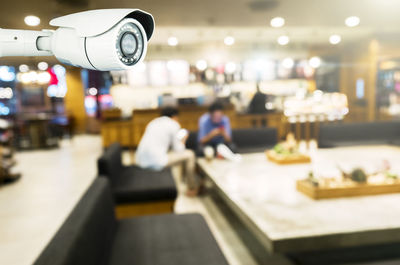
[{"left": 197, "top": 102, "right": 236, "bottom": 155}]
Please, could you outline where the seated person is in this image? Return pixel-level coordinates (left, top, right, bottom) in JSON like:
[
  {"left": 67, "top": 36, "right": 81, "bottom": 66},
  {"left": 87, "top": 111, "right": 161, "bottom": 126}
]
[
  {"left": 136, "top": 107, "right": 198, "bottom": 196},
  {"left": 248, "top": 83, "right": 268, "bottom": 114},
  {"left": 197, "top": 102, "right": 236, "bottom": 156}
]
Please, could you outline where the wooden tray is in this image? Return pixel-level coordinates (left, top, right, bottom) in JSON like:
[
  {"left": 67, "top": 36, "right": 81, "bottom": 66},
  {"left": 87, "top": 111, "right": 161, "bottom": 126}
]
[
  {"left": 266, "top": 150, "right": 311, "bottom": 164},
  {"left": 296, "top": 179, "right": 400, "bottom": 199}
]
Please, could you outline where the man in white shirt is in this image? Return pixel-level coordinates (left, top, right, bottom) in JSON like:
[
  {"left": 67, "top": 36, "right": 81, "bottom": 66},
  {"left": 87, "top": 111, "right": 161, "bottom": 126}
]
[{"left": 135, "top": 107, "right": 198, "bottom": 196}]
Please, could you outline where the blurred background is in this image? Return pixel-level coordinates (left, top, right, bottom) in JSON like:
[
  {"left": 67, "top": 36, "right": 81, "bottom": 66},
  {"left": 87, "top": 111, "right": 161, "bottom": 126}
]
[
  {"left": 0, "top": 0, "right": 399, "bottom": 149},
  {"left": 4, "top": 2, "right": 400, "bottom": 265}
]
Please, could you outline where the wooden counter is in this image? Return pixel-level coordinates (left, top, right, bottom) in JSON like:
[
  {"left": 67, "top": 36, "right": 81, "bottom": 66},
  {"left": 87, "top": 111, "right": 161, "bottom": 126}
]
[
  {"left": 101, "top": 106, "right": 284, "bottom": 148},
  {"left": 101, "top": 119, "right": 133, "bottom": 148}
]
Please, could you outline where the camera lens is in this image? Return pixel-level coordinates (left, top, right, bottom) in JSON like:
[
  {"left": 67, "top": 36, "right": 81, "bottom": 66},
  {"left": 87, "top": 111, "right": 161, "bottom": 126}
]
[
  {"left": 116, "top": 22, "right": 145, "bottom": 66},
  {"left": 120, "top": 32, "right": 137, "bottom": 56}
]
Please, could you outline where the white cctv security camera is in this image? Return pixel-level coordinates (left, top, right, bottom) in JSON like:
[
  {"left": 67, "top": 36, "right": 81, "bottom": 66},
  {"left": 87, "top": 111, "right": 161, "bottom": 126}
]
[{"left": 0, "top": 9, "right": 154, "bottom": 71}]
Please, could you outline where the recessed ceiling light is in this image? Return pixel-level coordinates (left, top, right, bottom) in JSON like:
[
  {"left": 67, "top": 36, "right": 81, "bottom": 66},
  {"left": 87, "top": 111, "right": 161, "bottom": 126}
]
[
  {"left": 196, "top": 60, "right": 208, "bottom": 71},
  {"left": 168, "top": 36, "right": 179, "bottom": 46},
  {"left": 88, "top": 87, "right": 98, "bottom": 96},
  {"left": 19, "top": 64, "right": 29, "bottom": 73},
  {"left": 282, "top": 58, "right": 294, "bottom": 69},
  {"left": 329, "top": 34, "right": 342, "bottom": 45},
  {"left": 270, "top": 17, "right": 285, "bottom": 28},
  {"left": 24, "top": 15, "right": 40, "bottom": 26},
  {"left": 224, "top": 36, "right": 235, "bottom": 46},
  {"left": 277, "top": 35, "right": 290, "bottom": 45},
  {"left": 38, "top": 62, "right": 48, "bottom": 71},
  {"left": 309, "top": 56, "right": 322, "bottom": 68},
  {"left": 345, "top": 16, "right": 360, "bottom": 27}
]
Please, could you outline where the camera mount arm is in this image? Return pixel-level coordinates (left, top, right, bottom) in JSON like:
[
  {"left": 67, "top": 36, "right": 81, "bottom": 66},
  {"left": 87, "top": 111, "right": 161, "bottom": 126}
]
[{"left": 0, "top": 28, "right": 53, "bottom": 57}]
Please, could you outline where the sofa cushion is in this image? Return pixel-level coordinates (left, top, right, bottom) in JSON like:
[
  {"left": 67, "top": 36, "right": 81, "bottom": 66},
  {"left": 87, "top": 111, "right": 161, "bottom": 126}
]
[
  {"left": 111, "top": 165, "right": 177, "bottom": 203},
  {"left": 108, "top": 213, "right": 229, "bottom": 265},
  {"left": 98, "top": 143, "right": 124, "bottom": 179},
  {"left": 318, "top": 122, "right": 400, "bottom": 148},
  {"left": 33, "top": 178, "right": 116, "bottom": 265}
]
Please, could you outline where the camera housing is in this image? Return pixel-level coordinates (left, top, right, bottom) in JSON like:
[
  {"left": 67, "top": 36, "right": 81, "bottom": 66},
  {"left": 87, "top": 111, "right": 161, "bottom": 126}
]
[
  {"left": 49, "top": 9, "right": 154, "bottom": 71},
  {"left": 0, "top": 9, "right": 154, "bottom": 71}
]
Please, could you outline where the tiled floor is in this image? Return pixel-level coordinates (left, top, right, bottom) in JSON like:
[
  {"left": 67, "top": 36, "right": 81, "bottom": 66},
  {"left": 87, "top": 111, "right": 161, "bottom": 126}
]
[
  {"left": 0, "top": 135, "right": 103, "bottom": 265},
  {"left": 1, "top": 135, "right": 258, "bottom": 265}
]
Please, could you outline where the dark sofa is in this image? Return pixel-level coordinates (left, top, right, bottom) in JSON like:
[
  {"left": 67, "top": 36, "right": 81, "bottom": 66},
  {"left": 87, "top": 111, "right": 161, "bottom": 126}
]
[
  {"left": 186, "top": 127, "right": 278, "bottom": 154},
  {"left": 33, "top": 178, "right": 229, "bottom": 265},
  {"left": 97, "top": 143, "right": 177, "bottom": 218},
  {"left": 318, "top": 121, "right": 400, "bottom": 148},
  {"left": 232, "top": 128, "right": 278, "bottom": 153}
]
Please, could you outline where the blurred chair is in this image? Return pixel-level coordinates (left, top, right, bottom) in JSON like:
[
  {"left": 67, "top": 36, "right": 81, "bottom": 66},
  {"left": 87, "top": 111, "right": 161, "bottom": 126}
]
[
  {"left": 318, "top": 121, "right": 400, "bottom": 148},
  {"left": 97, "top": 143, "right": 177, "bottom": 218}
]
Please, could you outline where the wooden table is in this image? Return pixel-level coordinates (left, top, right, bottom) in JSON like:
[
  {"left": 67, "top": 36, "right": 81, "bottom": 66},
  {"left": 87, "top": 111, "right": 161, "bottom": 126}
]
[{"left": 197, "top": 145, "right": 400, "bottom": 254}]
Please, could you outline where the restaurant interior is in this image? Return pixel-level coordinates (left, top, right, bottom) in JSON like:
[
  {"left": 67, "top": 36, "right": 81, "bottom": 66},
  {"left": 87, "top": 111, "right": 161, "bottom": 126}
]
[{"left": 2, "top": 0, "right": 400, "bottom": 265}]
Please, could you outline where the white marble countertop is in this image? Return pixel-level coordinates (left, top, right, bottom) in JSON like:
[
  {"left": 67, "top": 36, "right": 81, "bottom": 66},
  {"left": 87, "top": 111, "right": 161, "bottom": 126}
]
[{"left": 198, "top": 145, "right": 400, "bottom": 253}]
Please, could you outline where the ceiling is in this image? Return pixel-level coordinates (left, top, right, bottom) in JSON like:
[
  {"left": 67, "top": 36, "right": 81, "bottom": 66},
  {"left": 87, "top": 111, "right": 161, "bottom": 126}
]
[
  {"left": 2, "top": 0, "right": 400, "bottom": 28},
  {"left": 1, "top": 0, "right": 399, "bottom": 43},
  {"left": 1, "top": 0, "right": 400, "bottom": 64}
]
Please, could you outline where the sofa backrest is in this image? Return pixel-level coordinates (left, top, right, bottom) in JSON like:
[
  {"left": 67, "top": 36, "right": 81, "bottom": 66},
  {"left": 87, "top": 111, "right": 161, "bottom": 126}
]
[
  {"left": 186, "top": 128, "right": 278, "bottom": 152},
  {"left": 186, "top": 131, "right": 198, "bottom": 151},
  {"left": 233, "top": 128, "right": 278, "bottom": 149},
  {"left": 318, "top": 121, "right": 400, "bottom": 148},
  {"left": 97, "top": 142, "right": 124, "bottom": 180},
  {"left": 33, "top": 178, "right": 117, "bottom": 265}
]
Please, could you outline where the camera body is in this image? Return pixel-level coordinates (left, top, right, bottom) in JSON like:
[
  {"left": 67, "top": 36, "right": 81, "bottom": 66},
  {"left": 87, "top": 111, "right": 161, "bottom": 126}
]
[{"left": 0, "top": 9, "right": 154, "bottom": 71}]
